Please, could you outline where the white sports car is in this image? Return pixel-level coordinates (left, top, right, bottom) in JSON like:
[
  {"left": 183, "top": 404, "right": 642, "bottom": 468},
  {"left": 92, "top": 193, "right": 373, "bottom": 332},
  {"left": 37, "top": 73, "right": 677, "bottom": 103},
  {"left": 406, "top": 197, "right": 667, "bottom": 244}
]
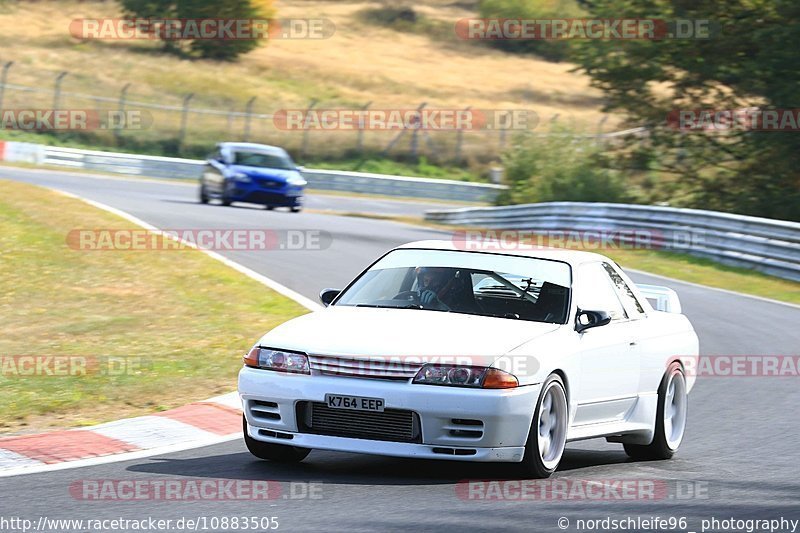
[{"left": 238, "top": 240, "right": 698, "bottom": 477}]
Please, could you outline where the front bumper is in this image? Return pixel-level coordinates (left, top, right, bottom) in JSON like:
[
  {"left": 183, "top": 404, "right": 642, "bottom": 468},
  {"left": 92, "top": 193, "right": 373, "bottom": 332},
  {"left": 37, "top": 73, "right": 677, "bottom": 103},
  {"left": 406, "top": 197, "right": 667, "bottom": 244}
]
[
  {"left": 229, "top": 180, "right": 304, "bottom": 206},
  {"left": 238, "top": 366, "right": 540, "bottom": 462}
]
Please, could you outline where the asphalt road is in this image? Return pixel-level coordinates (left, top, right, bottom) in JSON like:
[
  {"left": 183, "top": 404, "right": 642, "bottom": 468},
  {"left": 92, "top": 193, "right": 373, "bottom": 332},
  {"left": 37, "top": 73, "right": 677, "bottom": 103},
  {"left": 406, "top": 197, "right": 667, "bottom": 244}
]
[{"left": 2, "top": 168, "right": 799, "bottom": 532}]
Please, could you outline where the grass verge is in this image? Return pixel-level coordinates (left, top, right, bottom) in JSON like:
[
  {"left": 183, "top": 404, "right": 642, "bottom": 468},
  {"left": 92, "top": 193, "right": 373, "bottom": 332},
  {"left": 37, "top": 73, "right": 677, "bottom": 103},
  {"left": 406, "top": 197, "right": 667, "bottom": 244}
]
[{"left": 0, "top": 179, "right": 307, "bottom": 434}]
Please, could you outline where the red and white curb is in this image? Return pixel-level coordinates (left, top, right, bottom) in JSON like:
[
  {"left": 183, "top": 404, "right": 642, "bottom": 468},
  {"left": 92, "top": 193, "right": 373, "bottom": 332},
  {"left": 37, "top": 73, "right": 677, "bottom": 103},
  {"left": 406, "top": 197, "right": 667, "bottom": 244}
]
[
  {"left": 0, "top": 393, "right": 244, "bottom": 477},
  {"left": 0, "top": 189, "right": 321, "bottom": 478}
]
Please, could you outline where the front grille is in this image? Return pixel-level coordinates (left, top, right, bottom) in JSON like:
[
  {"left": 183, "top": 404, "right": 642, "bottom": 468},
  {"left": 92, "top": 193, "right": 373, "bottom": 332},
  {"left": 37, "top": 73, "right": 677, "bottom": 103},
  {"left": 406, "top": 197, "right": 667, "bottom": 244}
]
[
  {"left": 298, "top": 402, "right": 421, "bottom": 443},
  {"left": 256, "top": 178, "right": 282, "bottom": 188},
  {"left": 308, "top": 355, "right": 420, "bottom": 381}
]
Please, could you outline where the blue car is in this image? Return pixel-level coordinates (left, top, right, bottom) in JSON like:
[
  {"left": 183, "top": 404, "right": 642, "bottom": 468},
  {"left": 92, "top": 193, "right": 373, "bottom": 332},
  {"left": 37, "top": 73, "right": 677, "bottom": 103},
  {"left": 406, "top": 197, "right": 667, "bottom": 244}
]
[{"left": 200, "top": 142, "right": 306, "bottom": 212}]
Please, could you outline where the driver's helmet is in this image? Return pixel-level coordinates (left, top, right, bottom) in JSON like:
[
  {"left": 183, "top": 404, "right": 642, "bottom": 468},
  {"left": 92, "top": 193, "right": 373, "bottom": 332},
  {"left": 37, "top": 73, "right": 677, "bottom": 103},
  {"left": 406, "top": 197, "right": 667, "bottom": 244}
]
[{"left": 416, "top": 267, "right": 448, "bottom": 293}]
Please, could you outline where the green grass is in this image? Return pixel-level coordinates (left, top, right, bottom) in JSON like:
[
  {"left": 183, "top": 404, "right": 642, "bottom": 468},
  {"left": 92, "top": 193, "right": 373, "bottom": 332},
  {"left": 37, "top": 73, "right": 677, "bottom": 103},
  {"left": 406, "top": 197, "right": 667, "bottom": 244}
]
[
  {"left": 307, "top": 156, "right": 483, "bottom": 182},
  {"left": 0, "top": 179, "right": 307, "bottom": 434}
]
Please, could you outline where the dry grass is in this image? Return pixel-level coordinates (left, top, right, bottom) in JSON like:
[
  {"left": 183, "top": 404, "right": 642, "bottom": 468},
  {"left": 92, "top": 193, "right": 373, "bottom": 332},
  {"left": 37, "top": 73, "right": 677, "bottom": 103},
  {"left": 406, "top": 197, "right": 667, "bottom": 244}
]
[
  {"left": 0, "top": 0, "right": 618, "bottom": 157},
  {"left": 0, "top": 179, "right": 307, "bottom": 434}
]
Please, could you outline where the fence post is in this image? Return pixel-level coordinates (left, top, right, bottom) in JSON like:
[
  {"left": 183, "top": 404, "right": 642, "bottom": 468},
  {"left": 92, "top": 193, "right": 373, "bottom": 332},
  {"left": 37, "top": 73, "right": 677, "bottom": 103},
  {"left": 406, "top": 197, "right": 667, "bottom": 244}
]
[
  {"left": 498, "top": 110, "right": 509, "bottom": 150},
  {"left": 178, "top": 92, "right": 194, "bottom": 153},
  {"left": 455, "top": 105, "right": 470, "bottom": 162},
  {"left": 0, "top": 61, "right": 13, "bottom": 112},
  {"left": 410, "top": 102, "right": 427, "bottom": 160},
  {"left": 114, "top": 83, "right": 131, "bottom": 143},
  {"left": 357, "top": 101, "right": 371, "bottom": 154},
  {"left": 300, "top": 99, "right": 318, "bottom": 160},
  {"left": 53, "top": 71, "right": 68, "bottom": 111},
  {"left": 243, "top": 96, "right": 256, "bottom": 141}
]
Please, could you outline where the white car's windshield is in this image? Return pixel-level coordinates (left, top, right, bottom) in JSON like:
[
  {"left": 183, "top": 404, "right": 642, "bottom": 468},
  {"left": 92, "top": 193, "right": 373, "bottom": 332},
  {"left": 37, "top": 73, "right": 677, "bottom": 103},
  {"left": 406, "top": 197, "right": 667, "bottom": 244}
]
[{"left": 335, "top": 249, "right": 572, "bottom": 323}]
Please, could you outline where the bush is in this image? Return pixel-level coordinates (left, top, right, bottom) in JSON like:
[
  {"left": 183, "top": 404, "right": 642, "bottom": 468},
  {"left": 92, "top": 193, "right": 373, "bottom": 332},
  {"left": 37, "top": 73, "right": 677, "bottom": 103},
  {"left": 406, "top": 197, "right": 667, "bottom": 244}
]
[
  {"left": 498, "top": 131, "right": 631, "bottom": 205},
  {"left": 477, "top": 0, "right": 584, "bottom": 62},
  {"left": 120, "top": 0, "right": 275, "bottom": 61}
]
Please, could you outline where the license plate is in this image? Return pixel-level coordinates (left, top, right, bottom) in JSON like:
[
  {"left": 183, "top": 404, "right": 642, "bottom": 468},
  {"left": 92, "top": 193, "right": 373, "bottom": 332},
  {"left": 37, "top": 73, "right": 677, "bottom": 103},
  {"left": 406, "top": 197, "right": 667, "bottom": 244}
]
[{"left": 324, "top": 394, "right": 385, "bottom": 412}]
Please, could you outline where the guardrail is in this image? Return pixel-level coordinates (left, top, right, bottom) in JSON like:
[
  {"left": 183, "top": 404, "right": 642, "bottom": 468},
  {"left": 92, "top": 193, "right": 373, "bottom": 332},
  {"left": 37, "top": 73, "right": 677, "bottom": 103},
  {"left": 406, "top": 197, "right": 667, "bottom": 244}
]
[
  {"left": 425, "top": 202, "right": 800, "bottom": 282},
  {"left": 0, "top": 141, "right": 505, "bottom": 203}
]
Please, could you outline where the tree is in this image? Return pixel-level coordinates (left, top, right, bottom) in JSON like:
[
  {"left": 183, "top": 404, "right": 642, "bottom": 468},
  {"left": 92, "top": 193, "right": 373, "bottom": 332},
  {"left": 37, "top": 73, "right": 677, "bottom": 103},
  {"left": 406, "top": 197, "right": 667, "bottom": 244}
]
[
  {"left": 121, "top": 0, "right": 275, "bottom": 60},
  {"left": 569, "top": 0, "right": 800, "bottom": 221}
]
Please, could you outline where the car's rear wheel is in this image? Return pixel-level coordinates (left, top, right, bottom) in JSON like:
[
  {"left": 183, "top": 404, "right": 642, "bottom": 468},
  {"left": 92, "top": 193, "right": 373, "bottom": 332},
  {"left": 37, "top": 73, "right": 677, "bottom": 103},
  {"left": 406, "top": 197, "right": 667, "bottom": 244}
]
[
  {"left": 243, "top": 417, "right": 310, "bottom": 462},
  {"left": 264, "top": 205, "right": 274, "bottom": 210},
  {"left": 290, "top": 206, "right": 301, "bottom": 213},
  {"left": 199, "top": 184, "right": 209, "bottom": 204},
  {"left": 624, "top": 362, "right": 687, "bottom": 460},
  {"left": 520, "top": 374, "right": 568, "bottom": 478}
]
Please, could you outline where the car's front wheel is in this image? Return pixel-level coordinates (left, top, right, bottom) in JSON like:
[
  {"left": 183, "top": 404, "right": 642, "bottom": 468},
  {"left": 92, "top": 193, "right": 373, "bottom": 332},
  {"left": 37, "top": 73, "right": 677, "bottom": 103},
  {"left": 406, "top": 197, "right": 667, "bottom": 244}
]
[
  {"left": 520, "top": 374, "right": 568, "bottom": 478},
  {"left": 624, "top": 361, "right": 688, "bottom": 460},
  {"left": 243, "top": 417, "right": 310, "bottom": 463},
  {"left": 199, "top": 184, "right": 209, "bottom": 204}
]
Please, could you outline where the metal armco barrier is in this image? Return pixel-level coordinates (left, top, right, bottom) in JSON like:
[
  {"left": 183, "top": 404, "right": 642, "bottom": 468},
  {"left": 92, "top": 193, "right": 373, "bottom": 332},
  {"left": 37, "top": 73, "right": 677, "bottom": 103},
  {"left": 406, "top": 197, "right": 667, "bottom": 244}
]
[
  {"left": 0, "top": 142, "right": 505, "bottom": 203},
  {"left": 425, "top": 202, "right": 800, "bottom": 282}
]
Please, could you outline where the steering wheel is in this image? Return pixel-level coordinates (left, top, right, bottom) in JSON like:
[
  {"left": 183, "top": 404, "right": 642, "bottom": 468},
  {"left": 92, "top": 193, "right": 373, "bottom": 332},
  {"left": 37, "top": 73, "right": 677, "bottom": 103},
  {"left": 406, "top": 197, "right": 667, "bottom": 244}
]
[{"left": 392, "top": 290, "right": 420, "bottom": 302}]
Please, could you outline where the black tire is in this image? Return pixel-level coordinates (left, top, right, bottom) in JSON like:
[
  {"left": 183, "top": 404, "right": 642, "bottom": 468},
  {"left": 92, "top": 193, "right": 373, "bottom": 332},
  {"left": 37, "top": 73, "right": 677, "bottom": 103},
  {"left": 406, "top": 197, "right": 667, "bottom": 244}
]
[
  {"left": 264, "top": 205, "right": 274, "bottom": 210},
  {"left": 199, "top": 184, "right": 209, "bottom": 204},
  {"left": 520, "top": 374, "right": 568, "bottom": 478},
  {"left": 243, "top": 417, "right": 310, "bottom": 462},
  {"left": 624, "top": 362, "right": 687, "bottom": 461},
  {"left": 290, "top": 206, "right": 301, "bottom": 213},
  {"left": 221, "top": 181, "right": 233, "bottom": 206}
]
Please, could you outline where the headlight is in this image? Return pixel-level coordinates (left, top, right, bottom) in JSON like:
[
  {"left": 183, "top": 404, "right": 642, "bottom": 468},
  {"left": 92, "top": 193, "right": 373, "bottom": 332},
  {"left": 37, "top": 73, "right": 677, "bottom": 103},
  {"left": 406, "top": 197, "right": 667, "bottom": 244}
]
[
  {"left": 287, "top": 174, "right": 307, "bottom": 187},
  {"left": 232, "top": 172, "right": 251, "bottom": 182},
  {"left": 413, "top": 364, "right": 518, "bottom": 389},
  {"left": 243, "top": 347, "right": 309, "bottom": 374}
]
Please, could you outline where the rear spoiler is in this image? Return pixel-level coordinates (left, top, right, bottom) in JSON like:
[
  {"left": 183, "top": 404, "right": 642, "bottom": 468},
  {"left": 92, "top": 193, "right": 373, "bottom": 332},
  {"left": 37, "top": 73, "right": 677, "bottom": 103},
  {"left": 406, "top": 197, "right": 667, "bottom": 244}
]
[{"left": 637, "top": 284, "right": 682, "bottom": 314}]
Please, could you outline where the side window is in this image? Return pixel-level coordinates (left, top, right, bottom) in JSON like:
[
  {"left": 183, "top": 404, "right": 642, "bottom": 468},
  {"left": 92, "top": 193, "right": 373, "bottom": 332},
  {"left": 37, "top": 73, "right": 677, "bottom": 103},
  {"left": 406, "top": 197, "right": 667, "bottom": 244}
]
[
  {"left": 602, "top": 263, "right": 646, "bottom": 317},
  {"left": 576, "top": 263, "right": 627, "bottom": 321}
]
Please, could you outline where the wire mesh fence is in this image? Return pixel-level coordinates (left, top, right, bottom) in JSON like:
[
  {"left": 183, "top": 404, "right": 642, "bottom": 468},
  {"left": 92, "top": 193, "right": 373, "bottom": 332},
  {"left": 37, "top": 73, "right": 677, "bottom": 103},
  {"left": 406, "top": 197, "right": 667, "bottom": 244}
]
[{"left": 0, "top": 61, "right": 638, "bottom": 163}]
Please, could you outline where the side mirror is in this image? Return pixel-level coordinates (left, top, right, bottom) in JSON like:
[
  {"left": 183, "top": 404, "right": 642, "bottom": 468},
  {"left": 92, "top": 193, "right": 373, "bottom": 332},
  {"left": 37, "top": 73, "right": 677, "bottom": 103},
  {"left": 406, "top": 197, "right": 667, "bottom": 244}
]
[
  {"left": 319, "top": 288, "right": 340, "bottom": 307},
  {"left": 575, "top": 309, "right": 612, "bottom": 333}
]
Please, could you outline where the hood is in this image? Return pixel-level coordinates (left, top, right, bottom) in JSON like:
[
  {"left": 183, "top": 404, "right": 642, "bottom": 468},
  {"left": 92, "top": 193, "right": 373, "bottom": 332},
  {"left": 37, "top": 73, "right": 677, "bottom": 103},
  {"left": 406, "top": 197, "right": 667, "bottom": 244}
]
[{"left": 257, "top": 306, "right": 560, "bottom": 365}]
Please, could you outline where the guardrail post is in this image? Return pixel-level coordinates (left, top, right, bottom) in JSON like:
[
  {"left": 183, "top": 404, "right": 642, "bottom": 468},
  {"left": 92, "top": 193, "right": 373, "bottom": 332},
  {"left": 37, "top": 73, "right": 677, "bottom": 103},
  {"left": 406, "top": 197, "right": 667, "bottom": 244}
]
[
  {"left": 177, "top": 92, "right": 194, "bottom": 153},
  {"left": 0, "top": 61, "right": 13, "bottom": 112},
  {"left": 52, "top": 71, "right": 68, "bottom": 111},
  {"left": 243, "top": 96, "right": 256, "bottom": 141}
]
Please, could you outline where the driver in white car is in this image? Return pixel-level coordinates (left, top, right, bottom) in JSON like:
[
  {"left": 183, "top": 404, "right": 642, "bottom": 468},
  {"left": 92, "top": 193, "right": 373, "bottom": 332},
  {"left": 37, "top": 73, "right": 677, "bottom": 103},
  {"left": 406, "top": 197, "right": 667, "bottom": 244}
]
[{"left": 416, "top": 267, "right": 454, "bottom": 310}]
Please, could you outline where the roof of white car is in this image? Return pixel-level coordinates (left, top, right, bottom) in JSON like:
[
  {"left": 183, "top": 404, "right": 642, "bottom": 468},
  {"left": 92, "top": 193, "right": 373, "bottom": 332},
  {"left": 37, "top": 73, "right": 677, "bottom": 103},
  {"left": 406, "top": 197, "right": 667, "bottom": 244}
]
[{"left": 396, "top": 240, "right": 613, "bottom": 266}]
